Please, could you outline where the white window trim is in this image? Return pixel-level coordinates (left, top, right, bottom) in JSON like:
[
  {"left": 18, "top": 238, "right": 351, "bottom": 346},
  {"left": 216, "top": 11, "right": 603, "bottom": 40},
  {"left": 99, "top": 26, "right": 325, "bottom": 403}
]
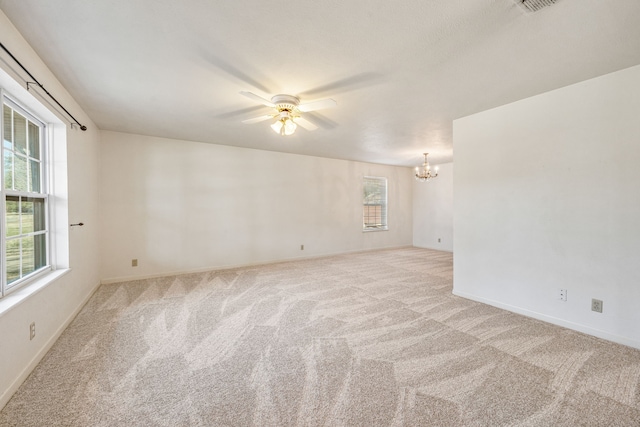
[
  {"left": 363, "top": 175, "right": 389, "bottom": 232},
  {"left": 0, "top": 91, "right": 53, "bottom": 298},
  {"left": 0, "top": 268, "right": 69, "bottom": 317},
  {"left": 0, "top": 63, "right": 70, "bottom": 309}
]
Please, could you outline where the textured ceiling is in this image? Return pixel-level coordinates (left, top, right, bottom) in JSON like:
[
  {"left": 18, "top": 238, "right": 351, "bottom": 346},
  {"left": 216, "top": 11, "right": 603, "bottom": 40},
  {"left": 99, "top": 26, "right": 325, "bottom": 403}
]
[{"left": 1, "top": 0, "right": 640, "bottom": 167}]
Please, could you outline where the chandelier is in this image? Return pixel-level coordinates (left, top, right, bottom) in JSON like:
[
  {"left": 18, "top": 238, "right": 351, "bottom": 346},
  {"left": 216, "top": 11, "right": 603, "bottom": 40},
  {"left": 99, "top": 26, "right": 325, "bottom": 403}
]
[{"left": 415, "top": 153, "right": 438, "bottom": 182}]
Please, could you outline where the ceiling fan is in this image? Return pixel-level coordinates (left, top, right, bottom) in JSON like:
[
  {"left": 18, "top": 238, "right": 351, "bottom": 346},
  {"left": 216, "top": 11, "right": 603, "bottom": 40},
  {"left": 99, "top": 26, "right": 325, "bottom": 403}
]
[{"left": 239, "top": 91, "right": 337, "bottom": 136}]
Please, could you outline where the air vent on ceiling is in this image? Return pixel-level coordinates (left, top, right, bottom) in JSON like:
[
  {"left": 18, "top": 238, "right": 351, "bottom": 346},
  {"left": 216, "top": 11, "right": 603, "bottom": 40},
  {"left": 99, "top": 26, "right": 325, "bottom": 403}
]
[{"left": 513, "top": 0, "right": 558, "bottom": 13}]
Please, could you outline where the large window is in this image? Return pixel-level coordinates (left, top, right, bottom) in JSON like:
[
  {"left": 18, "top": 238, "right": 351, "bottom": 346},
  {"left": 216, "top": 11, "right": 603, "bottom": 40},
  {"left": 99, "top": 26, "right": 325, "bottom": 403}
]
[
  {"left": 1, "top": 98, "right": 49, "bottom": 295},
  {"left": 363, "top": 176, "right": 388, "bottom": 231}
]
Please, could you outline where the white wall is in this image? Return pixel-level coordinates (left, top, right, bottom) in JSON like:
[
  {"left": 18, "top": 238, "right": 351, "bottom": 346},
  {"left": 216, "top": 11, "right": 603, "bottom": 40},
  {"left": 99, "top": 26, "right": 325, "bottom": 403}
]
[
  {"left": 0, "top": 11, "right": 101, "bottom": 409},
  {"left": 453, "top": 64, "right": 640, "bottom": 349},
  {"left": 412, "top": 162, "right": 453, "bottom": 252},
  {"left": 99, "top": 131, "right": 413, "bottom": 282}
]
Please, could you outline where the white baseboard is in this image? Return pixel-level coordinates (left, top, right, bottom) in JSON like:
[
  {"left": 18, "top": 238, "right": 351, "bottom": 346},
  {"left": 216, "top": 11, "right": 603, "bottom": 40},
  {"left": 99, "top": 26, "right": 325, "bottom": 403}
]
[
  {"left": 0, "top": 280, "right": 102, "bottom": 411},
  {"left": 452, "top": 289, "right": 640, "bottom": 351},
  {"left": 412, "top": 243, "right": 453, "bottom": 253},
  {"left": 100, "top": 245, "right": 414, "bottom": 285}
]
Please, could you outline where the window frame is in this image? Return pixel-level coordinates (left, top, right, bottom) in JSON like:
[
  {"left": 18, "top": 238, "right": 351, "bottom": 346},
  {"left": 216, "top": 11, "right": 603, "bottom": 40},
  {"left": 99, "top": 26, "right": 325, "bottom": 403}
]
[
  {"left": 1, "top": 92, "right": 51, "bottom": 297},
  {"left": 363, "top": 175, "right": 388, "bottom": 231}
]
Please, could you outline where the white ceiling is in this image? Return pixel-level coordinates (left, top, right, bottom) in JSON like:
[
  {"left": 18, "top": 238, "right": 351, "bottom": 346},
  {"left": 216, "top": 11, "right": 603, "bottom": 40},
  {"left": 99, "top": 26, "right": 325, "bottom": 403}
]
[{"left": 1, "top": 0, "right": 640, "bottom": 167}]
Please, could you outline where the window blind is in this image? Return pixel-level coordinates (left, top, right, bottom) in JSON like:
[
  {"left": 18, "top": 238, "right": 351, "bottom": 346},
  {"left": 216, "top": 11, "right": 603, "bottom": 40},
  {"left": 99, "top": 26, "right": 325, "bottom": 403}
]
[{"left": 363, "top": 176, "right": 388, "bottom": 230}]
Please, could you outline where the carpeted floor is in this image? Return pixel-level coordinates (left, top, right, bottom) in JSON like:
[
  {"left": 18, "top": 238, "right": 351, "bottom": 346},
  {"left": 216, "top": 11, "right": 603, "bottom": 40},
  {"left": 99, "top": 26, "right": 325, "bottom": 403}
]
[{"left": 1, "top": 247, "right": 640, "bottom": 426}]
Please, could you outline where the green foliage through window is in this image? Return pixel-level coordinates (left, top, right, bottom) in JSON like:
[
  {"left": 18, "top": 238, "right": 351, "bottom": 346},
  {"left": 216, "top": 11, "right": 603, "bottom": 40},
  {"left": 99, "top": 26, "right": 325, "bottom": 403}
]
[{"left": 2, "top": 101, "right": 48, "bottom": 291}]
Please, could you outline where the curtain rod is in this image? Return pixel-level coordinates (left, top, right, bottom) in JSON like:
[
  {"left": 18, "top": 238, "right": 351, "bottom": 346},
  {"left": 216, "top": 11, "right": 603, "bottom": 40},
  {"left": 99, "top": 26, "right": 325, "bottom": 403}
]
[{"left": 0, "top": 41, "right": 87, "bottom": 131}]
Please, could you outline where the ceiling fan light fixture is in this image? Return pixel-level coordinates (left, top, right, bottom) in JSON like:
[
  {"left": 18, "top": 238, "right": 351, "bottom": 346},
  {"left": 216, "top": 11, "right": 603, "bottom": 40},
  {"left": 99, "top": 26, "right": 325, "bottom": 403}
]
[
  {"left": 283, "top": 117, "right": 297, "bottom": 135},
  {"left": 271, "top": 111, "right": 297, "bottom": 136},
  {"left": 270, "top": 119, "right": 284, "bottom": 134},
  {"left": 239, "top": 91, "right": 331, "bottom": 135}
]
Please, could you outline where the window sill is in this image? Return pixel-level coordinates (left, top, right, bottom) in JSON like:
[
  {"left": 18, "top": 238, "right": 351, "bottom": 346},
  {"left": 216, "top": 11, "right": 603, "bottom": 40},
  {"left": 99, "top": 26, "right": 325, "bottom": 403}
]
[
  {"left": 363, "top": 227, "right": 389, "bottom": 232},
  {"left": 0, "top": 269, "right": 70, "bottom": 318}
]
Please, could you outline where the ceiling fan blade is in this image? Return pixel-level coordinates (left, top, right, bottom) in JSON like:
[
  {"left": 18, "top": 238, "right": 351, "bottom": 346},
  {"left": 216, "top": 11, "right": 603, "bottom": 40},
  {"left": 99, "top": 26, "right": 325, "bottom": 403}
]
[
  {"left": 202, "top": 51, "right": 273, "bottom": 94},
  {"left": 304, "top": 111, "right": 338, "bottom": 130},
  {"left": 242, "top": 115, "right": 274, "bottom": 124},
  {"left": 295, "top": 116, "right": 318, "bottom": 131},
  {"left": 240, "top": 91, "right": 274, "bottom": 107},
  {"left": 299, "top": 72, "right": 383, "bottom": 98},
  {"left": 216, "top": 105, "right": 269, "bottom": 120},
  {"left": 298, "top": 98, "right": 337, "bottom": 112}
]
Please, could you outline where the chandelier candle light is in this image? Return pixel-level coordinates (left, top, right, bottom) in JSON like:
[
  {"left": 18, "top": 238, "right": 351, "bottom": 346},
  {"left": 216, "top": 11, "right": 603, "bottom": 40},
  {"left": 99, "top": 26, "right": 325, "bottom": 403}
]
[{"left": 415, "top": 153, "right": 438, "bottom": 182}]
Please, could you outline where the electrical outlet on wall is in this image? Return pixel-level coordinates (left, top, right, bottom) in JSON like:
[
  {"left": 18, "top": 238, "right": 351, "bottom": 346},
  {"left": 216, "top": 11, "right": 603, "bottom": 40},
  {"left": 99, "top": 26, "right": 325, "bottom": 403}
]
[
  {"left": 559, "top": 289, "right": 567, "bottom": 301},
  {"left": 30, "top": 322, "right": 35, "bottom": 340},
  {"left": 591, "top": 299, "right": 603, "bottom": 313},
  {"left": 132, "top": 259, "right": 138, "bottom": 267}
]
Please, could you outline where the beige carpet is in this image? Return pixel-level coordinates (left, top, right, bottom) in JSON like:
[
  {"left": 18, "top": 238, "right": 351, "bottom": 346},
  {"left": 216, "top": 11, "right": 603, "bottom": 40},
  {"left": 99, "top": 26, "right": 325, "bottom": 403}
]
[{"left": 1, "top": 247, "right": 640, "bottom": 426}]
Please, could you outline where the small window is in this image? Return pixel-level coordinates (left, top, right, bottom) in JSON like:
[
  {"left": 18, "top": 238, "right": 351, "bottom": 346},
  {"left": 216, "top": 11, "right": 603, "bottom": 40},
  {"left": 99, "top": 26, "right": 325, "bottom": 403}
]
[
  {"left": 2, "top": 99, "right": 49, "bottom": 294},
  {"left": 363, "top": 176, "right": 387, "bottom": 231}
]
